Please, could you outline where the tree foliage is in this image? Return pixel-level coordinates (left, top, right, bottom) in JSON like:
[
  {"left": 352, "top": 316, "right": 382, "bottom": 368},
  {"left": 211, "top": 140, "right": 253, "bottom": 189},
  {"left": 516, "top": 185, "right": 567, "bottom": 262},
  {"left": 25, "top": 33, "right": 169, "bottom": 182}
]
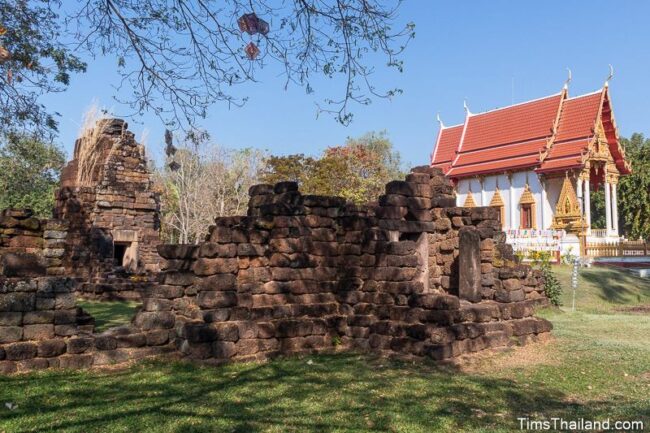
[
  {"left": 617, "top": 133, "right": 650, "bottom": 239},
  {"left": 261, "top": 130, "right": 404, "bottom": 204},
  {"left": 0, "top": 133, "right": 66, "bottom": 217},
  {"left": 1, "top": 0, "right": 414, "bottom": 137},
  {"left": 0, "top": 1, "right": 86, "bottom": 138},
  {"left": 156, "top": 132, "right": 265, "bottom": 243},
  {"left": 588, "top": 133, "right": 650, "bottom": 239}
]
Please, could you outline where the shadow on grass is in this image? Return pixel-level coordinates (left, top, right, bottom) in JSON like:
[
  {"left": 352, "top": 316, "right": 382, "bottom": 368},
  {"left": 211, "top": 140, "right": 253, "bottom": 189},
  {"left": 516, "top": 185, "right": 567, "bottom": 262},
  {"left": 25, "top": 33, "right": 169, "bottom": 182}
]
[
  {"left": 75, "top": 300, "right": 140, "bottom": 332},
  {"left": 1, "top": 354, "right": 647, "bottom": 432},
  {"left": 581, "top": 267, "right": 650, "bottom": 305}
]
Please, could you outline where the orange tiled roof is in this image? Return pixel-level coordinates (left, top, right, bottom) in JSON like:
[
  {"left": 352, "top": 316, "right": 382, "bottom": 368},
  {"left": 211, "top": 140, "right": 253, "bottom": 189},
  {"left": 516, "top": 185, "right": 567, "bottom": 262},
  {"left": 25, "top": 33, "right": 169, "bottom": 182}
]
[
  {"left": 431, "top": 124, "right": 463, "bottom": 172},
  {"left": 431, "top": 85, "right": 630, "bottom": 177}
]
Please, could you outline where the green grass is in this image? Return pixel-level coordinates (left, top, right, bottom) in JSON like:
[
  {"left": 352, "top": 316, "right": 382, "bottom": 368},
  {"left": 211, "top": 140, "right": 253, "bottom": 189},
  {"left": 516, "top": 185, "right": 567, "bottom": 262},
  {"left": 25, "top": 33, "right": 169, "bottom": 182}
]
[
  {"left": 76, "top": 300, "right": 139, "bottom": 332},
  {"left": 554, "top": 263, "right": 650, "bottom": 313},
  {"left": 1, "top": 266, "right": 649, "bottom": 432}
]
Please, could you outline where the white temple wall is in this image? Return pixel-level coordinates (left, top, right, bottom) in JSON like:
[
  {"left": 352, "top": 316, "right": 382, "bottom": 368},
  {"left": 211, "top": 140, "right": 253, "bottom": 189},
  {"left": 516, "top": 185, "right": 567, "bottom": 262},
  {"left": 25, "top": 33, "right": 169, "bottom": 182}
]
[
  {"left": 544, "top": 176, "right": 564, "bottom": 229},
  {"left": 455, "top": 170, "right": 553, "bottom": 230}
]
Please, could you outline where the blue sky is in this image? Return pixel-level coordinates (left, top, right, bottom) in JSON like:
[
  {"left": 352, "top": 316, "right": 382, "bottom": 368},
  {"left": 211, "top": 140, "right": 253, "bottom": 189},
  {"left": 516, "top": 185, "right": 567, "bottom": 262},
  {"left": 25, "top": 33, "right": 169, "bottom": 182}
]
[{"left": 43, "top": 1, "right": 650, "bottom": 167}]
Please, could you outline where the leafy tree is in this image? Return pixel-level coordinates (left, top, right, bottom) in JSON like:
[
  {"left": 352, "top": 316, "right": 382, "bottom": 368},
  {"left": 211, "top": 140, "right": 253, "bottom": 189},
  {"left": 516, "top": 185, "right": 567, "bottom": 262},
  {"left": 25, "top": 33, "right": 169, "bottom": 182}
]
[
  {"left": 0, "top": 133, "right": 66, "bottom": 217},
  {"left": 261, "top": 131, "right": 405, "bottom": 204},
  {"left": 260, "top": 154, "right": 317, "bottom": 186},
  {"left": 617, "top": 134, "right": 650, "bottom": 239},
  {"left": 1, "top": 1, "right": 414, "bottom": 137},
  {"left": 156, "top": 131, "right": 265, "bottom": 243},
  {"left": 588, "top": 134, "right": 650, "bottom": 239},
  {"left": 590, "top": 189, "right": 605, "bottom": 229},
  {"left": 322, "top": 131, "right": 403, "bottom": 203},
  {"left": 0, "top": 1, "right": 86, "bottom": 138}
]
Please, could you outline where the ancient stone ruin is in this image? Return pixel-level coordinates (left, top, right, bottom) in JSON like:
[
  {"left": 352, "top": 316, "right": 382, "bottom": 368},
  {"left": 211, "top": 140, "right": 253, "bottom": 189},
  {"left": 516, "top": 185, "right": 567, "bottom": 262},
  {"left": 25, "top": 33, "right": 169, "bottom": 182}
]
[
  {"left": 54, "top": 118, "right": 161, "bottom": 298},
  {"left": 0, "top": 119, "right": 552, "bottom": 374}
]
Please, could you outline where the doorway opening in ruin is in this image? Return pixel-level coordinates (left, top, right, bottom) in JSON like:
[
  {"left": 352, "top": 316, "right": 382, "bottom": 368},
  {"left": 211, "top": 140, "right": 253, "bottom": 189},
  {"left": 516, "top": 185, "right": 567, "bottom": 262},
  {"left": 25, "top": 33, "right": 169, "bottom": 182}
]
[
  {"left": 114, "top": 242, "right": 128, "bottom": 267},
  {"left": 111, "top": 230, "right": 139, "bottom": 273},
  {"left": 113, "top": 241, "right": 139, "bottom": 272}
]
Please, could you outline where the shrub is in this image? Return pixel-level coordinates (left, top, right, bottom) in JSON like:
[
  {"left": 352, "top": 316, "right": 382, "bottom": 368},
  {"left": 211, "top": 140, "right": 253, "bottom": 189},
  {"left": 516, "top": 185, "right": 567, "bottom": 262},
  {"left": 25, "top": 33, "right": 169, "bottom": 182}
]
[{"left": 530, "top": 251, "right": 563, "bottom": 306}]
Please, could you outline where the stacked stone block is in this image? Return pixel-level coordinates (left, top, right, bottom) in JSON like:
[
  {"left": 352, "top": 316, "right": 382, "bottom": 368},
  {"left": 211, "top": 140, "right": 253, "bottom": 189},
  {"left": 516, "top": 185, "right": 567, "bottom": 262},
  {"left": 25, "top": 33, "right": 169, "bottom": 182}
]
[
  {"left": 0, "top": 209, "right": 44, "bottom": 254},
  {"left": 1, "top": 165, "right": 553, "bottom": 373},
  {"left": 0, "top": 209, "right": 69, "bottom": 277},
  {"left": 140, "top": 166, "right": 552, "bottom": 364},
  {"left": 0, "top": 275, "right": 175, "bottom": 374},
  {"left": 53, "top": 118, "right": 161, "bottom": 296},
  {"left": 0, "top": 277, "right": 94, "bottom": 373}
]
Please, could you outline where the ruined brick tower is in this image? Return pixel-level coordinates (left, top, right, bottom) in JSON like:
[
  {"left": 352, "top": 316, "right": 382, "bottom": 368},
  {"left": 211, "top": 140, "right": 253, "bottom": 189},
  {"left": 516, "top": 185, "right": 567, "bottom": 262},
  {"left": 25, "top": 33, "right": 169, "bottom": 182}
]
[{"left": 54, "top": 119, "right": 161, "bottom": 279}]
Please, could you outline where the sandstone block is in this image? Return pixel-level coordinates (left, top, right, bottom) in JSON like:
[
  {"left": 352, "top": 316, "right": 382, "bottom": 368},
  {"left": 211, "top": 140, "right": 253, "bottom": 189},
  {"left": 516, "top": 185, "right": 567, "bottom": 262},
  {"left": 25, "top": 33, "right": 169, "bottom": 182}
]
[
  {"left": 23, "top": 324, "right": 54, "bottom": 340},
  {"left": 199, "top": 242, "right": 237, "bottom": 258},
  {"left": 94, "top": 335, "right": 118, "bottom": 351},
  {"left": 212, "top": 341, "right": 237, "bottom": 358},
  {"left": 0, "top": 360, "right": 16, "bottom": 374},
  {"left": 0, "top": 292, "right": 35, "bottom": 312},
  {"left": 133, "top": 312, "right": 175, "bottom": 330},
  {"left": 115, "top": 332, "right": 147, "bottom": 348},
  {"left": 192, "top": 258, "right": 239, "bottom": 276},
  {"left": 0, "top": 312, "right": 22, "bottom": 326},
  {"left": 197, "top": 291, "right": 238, "bottom": 309},
  {"left": 58, "top": 354, "right": 93, "bottom": 369},
  {"left": 145, "top": 330, "right": 169, "bottom": 346},
  {"left": 0, "top": 326, "right": 22, "bottom": 343},
  {"left": 67, "top": 337, "right": 95, "bottom": 354},
  {"left": 37, "top": 339, "right": 67, "bottom": 357},
  {"left": 5, "top": 341, "right": 37, "bottom": 360}
]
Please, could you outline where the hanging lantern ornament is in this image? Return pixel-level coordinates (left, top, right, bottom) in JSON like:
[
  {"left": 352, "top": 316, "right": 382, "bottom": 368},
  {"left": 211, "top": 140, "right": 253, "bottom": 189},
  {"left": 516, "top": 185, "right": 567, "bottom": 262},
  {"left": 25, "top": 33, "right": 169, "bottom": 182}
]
[
  {"left": 168, "top": 161, "right": 180, "bottom": 172},
  {"left": 257, "top": 18, "right": 270, "bottom": 36},
  {"left": 238, "top": 13, "right": 269, "bottom": 60},
  {"left": 245, "top": 42, "right": 260, "bottom": 60},
  {"left": 0, "top": 46, "right": 11, "bottom": 63},
  {"left": 238, "top": 13, "right": 259, "bottom": 35},
  {"left": 164, "top": 129, "right": 177, "bottom": 157}
]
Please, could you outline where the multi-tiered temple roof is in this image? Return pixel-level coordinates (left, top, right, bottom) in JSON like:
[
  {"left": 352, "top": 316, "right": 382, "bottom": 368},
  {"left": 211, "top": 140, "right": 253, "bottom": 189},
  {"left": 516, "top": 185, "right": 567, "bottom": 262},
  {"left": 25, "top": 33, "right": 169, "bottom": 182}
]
[{"left": 431, "top": 85, "right": 630, "bottom": 178}]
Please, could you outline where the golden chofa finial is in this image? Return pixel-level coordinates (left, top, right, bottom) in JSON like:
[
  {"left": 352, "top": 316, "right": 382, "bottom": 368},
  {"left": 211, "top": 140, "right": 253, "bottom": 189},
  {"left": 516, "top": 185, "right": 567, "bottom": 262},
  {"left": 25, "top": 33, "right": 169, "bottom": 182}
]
[{"left": 436, "top": 112, "right": 444, "bottom": 128}]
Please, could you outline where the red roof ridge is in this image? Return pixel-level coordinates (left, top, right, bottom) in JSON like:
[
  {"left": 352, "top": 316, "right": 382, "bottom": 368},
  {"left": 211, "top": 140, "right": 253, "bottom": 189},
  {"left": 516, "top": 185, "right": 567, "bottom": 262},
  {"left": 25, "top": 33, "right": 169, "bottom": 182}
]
[
  {"left": 538, "top": 87, "right": 569, "bottom": 164},
  {"left": 565, "top": 88, "right": 604, "bottom": 100},
  {"left": 468, "top": 91, "right": 563, "bottom": 117},
  {"left": 449, "top": 109, "right": 473, "bottom": 167},
  {"left": 439, "top": 122, "right": 464, "bottom": 130},
  {"left": 430, "top": 121, "right": 445, "bottom": 165}
]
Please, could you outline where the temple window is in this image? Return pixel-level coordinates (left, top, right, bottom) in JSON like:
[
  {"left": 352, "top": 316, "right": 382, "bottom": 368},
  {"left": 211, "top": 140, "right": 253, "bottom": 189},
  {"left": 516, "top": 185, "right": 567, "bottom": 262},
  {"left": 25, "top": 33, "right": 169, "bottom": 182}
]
[
  {"left": 519, "top": 184, "right": 536, "bottom": 229},
  {"left": 521, "top": 204, "right": 533, "bottom": 229}
]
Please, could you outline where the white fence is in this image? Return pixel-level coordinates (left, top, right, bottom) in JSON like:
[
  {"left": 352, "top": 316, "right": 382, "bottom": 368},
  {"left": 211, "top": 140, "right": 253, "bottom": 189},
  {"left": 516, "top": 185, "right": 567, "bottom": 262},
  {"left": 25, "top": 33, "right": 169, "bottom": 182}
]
[{"left": 506, "top": 229, "right": 564, "bottom": 260}]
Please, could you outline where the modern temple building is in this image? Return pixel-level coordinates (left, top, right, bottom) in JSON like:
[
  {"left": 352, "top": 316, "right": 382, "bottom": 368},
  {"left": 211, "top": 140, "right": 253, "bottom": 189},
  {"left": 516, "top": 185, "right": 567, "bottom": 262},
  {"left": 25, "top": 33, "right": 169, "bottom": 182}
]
[{"left": 431, "top": 79, "right": 631, "bottom": 258}]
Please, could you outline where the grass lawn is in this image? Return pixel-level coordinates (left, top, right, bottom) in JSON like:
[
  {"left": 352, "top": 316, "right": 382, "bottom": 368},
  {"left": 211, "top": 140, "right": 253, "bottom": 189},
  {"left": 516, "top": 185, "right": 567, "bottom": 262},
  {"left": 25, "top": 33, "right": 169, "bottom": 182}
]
[
  {"left": 1, "top": 265, "right": 649, "bottom": 432},
  {"left": 75, "top": 300, "right": 140, "bottom": 333}
]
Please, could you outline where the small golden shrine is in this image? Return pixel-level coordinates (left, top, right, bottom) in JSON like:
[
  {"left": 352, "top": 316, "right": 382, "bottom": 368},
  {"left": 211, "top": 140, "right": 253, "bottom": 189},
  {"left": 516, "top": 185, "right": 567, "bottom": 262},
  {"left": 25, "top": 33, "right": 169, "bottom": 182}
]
[{"left": 551, "top": 177, "right": 587, "bottom": 233}]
